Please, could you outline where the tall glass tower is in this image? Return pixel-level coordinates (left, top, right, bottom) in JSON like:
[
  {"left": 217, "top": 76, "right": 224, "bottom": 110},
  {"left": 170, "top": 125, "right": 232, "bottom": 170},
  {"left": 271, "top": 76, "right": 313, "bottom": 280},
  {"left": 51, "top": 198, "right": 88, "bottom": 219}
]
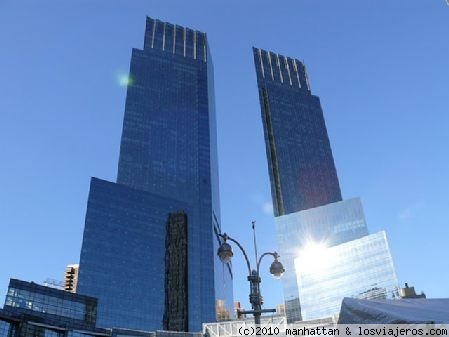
[
  {"left": 252, "top": 48, "right": 342, "bottom": 216},
  {"left": 253, "top": 48, "right": 398, "bottom": 322},
  {"left": 77, "top": 17, "right": 233, "bottom": 332}
]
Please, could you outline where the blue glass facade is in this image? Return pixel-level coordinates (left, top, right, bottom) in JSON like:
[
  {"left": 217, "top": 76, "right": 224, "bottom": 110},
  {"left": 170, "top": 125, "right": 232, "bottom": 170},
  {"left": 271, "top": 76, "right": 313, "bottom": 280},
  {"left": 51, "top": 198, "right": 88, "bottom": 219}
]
[
  {"left": 275, "top": 199, "right": 399, "bottom": 321},
  {"left": 274, "top": 198, "right": 370, "bottom": 322},
  {"left": 77, "top": 17, "right": 232, "bottom": 332},
  {"left": 253, "top": 48, "right": 342, "bottom": 216},
  {"left": 294, "top": 231, "right": 399, "bottom": 320},
  {"left": 78, "top": 178, "right": 188, "bottom": 330},
  {"left": 2, "top": 279, "right": 98, "bottom": 330}
]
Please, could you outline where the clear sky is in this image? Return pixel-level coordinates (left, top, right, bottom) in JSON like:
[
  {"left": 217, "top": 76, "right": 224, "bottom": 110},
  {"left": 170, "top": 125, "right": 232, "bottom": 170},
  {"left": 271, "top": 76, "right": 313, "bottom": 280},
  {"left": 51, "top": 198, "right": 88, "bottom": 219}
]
[{"left": 0, "top": 0, "right": 448, "bottom": 315}]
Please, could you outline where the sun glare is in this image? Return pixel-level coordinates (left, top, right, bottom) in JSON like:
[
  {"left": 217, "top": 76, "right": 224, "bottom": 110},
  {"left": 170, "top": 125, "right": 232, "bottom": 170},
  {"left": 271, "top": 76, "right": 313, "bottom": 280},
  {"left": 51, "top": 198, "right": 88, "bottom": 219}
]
[{"left": 295, "top": 241, "right": 333, "bottom": 275}]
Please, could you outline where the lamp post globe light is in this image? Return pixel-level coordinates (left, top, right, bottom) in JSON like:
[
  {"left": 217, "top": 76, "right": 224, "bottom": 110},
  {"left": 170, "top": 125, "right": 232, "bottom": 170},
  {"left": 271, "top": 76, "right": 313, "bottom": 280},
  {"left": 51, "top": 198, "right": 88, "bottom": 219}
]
[
  {"left": 217, "top": 223, "right": 285, "bottom": 325},
  {"left": 217, "top": 239, "right": 233, "bottom": 263},
  {"left": 269, "top": 257, "right": 285, "bottom": 279}
]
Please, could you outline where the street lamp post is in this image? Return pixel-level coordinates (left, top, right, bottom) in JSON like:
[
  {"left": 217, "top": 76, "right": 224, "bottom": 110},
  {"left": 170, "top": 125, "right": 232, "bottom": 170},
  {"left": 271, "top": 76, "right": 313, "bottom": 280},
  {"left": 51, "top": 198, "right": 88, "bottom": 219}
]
[{"left": 217, "top": 222, "right": 285, "bottom": 325}]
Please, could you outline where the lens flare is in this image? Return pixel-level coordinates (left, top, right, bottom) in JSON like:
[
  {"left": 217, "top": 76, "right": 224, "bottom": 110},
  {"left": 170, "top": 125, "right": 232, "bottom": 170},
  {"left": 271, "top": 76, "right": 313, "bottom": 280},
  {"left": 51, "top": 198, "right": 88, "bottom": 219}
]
[
  {"left": 119, "top": 74, "right": 133, "bottom": 87},
  {"left": 115, "top": 71, "right": 133, "bottom": 87}
]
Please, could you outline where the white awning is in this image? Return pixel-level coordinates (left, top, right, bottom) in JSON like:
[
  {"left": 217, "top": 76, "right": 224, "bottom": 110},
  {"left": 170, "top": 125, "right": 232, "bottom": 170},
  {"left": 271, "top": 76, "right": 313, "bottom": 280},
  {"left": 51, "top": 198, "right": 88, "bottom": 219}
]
[{"left": 338, "top": 297, "right": 449, "bottom": 324}]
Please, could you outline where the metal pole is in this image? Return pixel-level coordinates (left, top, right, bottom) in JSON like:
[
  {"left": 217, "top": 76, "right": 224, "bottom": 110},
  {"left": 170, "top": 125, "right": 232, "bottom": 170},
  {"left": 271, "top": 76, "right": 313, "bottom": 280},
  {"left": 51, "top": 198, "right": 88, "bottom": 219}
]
[
  {"left": 251, "top": 221, "right": 263, "bottom": 325},
  {"left": 248, "top": 270, "right": 262, "bottom": 325},
  {"left": 252, "top": 221, "right": 258, "bottom": 265}
]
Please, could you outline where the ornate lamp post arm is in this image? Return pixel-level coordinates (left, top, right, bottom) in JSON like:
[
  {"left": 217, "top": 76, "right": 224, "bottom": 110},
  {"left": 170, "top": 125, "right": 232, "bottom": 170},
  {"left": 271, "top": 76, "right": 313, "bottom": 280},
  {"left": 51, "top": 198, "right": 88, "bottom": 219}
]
[
  {"left": 219, "top": 233, "right": 252, "bottom": 275},
  {"left": 256, "top": 252, "right": 278, "bottom": 277},
  {"left": 257, "top": 251, "right": 284, "bottom": 279}
]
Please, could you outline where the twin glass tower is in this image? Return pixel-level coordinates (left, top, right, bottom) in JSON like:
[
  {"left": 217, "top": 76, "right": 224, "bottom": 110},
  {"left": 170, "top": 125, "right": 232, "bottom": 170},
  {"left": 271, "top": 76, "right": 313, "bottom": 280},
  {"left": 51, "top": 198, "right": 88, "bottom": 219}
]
[
  {"left": 253, "top": 48, "right": 398, "bottom": 321},
  {"left": 76, "top": 16, "right": 398, "bottom": 331},
  {"left": 77, "top": 17, "right": 232, "bottom": 332}
]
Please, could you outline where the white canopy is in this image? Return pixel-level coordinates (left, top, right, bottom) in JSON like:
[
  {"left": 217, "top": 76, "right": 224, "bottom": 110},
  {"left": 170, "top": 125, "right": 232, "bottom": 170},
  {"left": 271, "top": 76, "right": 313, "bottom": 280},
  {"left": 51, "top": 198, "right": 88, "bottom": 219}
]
[{"left": 338, "top": 297, "right": 449, "bottom": 324}]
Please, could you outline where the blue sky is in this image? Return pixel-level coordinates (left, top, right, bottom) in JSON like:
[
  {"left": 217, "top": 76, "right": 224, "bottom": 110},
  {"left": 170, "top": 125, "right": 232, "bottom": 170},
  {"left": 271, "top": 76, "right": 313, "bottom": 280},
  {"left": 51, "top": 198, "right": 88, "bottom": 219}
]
[{"left": 0, "top": 0, "right": 448, "bottom": 314}]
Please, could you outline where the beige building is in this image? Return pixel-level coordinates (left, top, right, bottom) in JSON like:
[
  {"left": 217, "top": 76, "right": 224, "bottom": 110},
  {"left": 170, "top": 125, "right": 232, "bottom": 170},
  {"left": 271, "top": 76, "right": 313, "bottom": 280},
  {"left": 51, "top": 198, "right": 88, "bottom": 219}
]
[
  {"left": 276, "top": 303, "right": 285, "bottom": 315},
  {"left": 64, "top": 264, "right": 79, "bottom": 293}
]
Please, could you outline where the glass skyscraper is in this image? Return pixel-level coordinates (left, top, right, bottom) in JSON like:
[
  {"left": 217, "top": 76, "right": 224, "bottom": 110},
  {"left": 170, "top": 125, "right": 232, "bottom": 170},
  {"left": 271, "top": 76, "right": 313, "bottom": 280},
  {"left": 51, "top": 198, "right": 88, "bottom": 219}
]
[
  {"left": 77, "top": 17, "right": 233, "bottom": 332},
  {"left": 274, "top": 198, "right": 369, "bottom": 321},
  {"left": 253, "top": 48, "right": 398, "bottom": 321},
  {"left": 252, "top": 48, "right": 342, "bottom": 216},
  {"left": 294, "top": 231, "right": 399, "bottom": 320},
  {"left": 275, "top": 200, "right": 398, "bottom": 321}
]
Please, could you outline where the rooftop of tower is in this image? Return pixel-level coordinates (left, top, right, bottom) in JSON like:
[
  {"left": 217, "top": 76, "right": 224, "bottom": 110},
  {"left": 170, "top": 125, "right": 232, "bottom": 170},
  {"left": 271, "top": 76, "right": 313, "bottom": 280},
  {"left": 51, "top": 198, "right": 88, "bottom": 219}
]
[
  {"left": 252, "top": 47, "right": 311, "bottom": 92},
  {"left": 143, "top": 16, "right": 208, "bottom": 62}
]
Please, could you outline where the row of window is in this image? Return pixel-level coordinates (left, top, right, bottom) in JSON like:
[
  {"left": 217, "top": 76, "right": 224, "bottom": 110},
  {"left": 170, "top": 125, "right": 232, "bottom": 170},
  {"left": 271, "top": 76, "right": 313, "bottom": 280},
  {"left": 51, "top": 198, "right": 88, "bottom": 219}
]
[{"left": 5, "top": 287, "right": 94, "bottom": 322}]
